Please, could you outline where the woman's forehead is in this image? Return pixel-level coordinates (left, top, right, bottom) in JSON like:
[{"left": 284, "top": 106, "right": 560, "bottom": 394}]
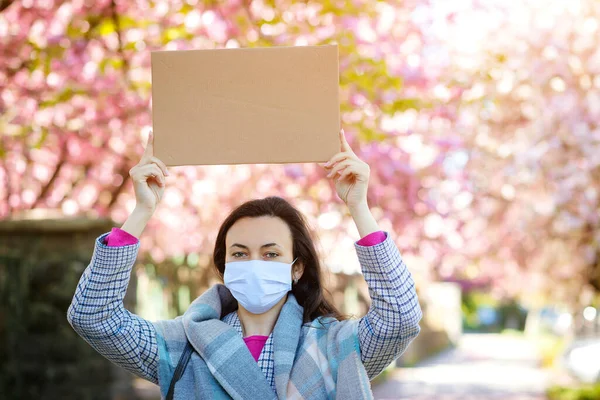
[{"left": 226, "top": 216, "right": 293, "bottom": 248}]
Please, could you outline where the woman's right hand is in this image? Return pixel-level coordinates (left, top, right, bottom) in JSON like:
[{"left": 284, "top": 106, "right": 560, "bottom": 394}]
[{"left": 129, "top": 131, "right": 169, "bottom": 214}]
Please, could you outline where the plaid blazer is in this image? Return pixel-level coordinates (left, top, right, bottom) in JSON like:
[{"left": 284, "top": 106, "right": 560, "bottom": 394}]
[{"left": 67, "top": 231, "right": 422, "bottom": 398}]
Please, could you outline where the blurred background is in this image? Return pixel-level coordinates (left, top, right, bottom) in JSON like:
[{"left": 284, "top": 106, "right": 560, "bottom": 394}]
[{"left": 1, "top": 0, "right": 600, "bottom": 399}]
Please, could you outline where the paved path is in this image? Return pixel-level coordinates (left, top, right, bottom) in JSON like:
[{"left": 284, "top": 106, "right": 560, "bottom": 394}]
[{"left": 373, "top": 333, "right": 552, "bottom": 400}]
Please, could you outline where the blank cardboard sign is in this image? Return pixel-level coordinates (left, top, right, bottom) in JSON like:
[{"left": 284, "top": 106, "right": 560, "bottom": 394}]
[{"left": 151, "top": 45, "right": 340, "bottom": 167}]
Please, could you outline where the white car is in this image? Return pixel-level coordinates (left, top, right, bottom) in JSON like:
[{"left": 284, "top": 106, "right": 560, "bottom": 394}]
[{"left": 562, "top": 338, "right": 600, "bottom": 383}]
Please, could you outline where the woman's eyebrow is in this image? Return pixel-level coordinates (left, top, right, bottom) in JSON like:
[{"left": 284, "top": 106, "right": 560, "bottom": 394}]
[{"left": 230, "top": 243, "right": 282, "bottom": 249}]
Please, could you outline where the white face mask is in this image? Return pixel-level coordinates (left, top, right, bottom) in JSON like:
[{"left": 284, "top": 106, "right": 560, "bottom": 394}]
[{"left": 224, "top": 257, "right": 298, "bottom": 314}]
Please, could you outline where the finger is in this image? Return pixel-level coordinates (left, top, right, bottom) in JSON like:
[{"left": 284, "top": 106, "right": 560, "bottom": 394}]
[
  {"left": 338, "top": 166, "right": 359, "bottom": 180},
  {"left": 326, "top": 154, "right": 356, "bottom": 172},
  {"left": 341, "top": 164, "right": 370, "bottom": 182},
  {"left": 148, "top": 156, "right": 169, "bottom": 176},
  {"left": 142, "top": 130, "right": 154, "bottom": 161},
  {"left": 339, "top": 129, "right": 355, "bottom": 154},
  {"left": 327, "top": 160, "right": 353, "bottom": 178},
  {"left": 324, "top": 152, "right": 354, "bottom": 169},
  {"left": 136, "top": 164, "right": 165, "bottom": 187},
  {"left": 139, "top": 164, "right": 165, "bottom": 187}
]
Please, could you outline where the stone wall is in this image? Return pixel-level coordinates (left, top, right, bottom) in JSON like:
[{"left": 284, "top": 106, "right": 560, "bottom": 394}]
[{"left": 0, "top": 214, "right": 138, "bottom": 400}]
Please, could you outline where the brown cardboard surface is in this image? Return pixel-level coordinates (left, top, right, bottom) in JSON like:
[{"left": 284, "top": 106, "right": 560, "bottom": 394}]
[{"left": 151, "top": 45, "right": 340, "bottom": 167}]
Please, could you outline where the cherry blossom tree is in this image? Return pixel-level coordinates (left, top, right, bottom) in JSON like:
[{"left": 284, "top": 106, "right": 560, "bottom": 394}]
[
  {"left": 1, "top": 0, "right": 598, "bottom": 313},
  {"left": 418, "top": 0, "right": 600, "bottom": 307}
]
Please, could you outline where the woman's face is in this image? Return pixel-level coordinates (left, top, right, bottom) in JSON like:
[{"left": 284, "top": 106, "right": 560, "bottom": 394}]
[{"left": 225, "top": 216, "right": 294, "bottom": 265}]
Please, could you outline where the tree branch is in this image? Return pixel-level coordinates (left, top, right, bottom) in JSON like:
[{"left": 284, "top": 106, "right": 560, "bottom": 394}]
[
  {"left": 105, "top": 161, "right": 132, "bottom": 210},
  {"left": 110, "top": 0, "right": 129, "bottom": 72},
  {"left": 0, "top": 0, "right": 15, "bottom": 13},
  {"left": 31, "top": 138, "right": 67, "bottom": 209}
]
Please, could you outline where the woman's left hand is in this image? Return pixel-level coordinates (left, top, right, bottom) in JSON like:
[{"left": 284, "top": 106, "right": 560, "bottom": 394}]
[{"left": 322, "top": 129, "right": 370, "bottom": 210}]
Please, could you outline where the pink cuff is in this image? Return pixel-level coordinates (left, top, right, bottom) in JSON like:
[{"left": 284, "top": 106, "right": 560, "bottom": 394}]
[
  {"left": 357, "top": 230, "right": 386, "bottom": 246},
  {"left": 105, "top": 227, "right": 139, "bottom": 247}
]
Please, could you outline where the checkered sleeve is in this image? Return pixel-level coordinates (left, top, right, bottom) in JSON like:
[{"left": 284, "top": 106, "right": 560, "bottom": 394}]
[
  {"left": 67, "top": 233, "right": 159, "bottom": 384},
  {"left": 355, "top": 231, "right": 423, "bottom": 380}
]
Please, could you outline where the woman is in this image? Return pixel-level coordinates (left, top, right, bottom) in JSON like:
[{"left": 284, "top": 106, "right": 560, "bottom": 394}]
[{"left": 67, "top": 129, "right": 422, "bottom": 399}]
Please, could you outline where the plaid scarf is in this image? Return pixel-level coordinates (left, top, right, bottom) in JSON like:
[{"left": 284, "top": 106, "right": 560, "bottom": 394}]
[
  {"left": 221, "top": 310, "right": 276, "bottom": 390},
  {"left": 152, "top": 284, "right": 373, "bottom": 399}
]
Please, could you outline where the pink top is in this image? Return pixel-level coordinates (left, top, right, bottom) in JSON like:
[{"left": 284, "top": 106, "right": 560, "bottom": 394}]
[
  {"left": 243, "top": 335, "right": 269, "bottom": 361},
  {"left": 103, "top": 227, "right": 386, "bottom": 361}
]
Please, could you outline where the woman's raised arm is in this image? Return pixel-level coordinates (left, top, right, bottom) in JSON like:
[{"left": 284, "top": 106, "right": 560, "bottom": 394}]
[
  {"left": 67, "top": 131, "right": 170, "bottom": 383},
  {"left": 322, "top": 129, "right": 423, "bottom": 379},
  {"left": 67, "top": 233, "right": 161, "bottom": 383}
]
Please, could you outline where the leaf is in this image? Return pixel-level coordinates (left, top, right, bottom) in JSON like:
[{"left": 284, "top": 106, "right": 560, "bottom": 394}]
[
  {"left": 495, "top": 53, "right": 507, "bottom": 63},
  {"left": 44, "top": 55, "right": 51, "bottom": 75},
  {"left": 66, "top": 24, "right": 81, "bottom": 38},
  {"left": 99, "top": 59, "right": 107, "bottom": 74},
  {"left": 359, "top": 125, "right": 387, "bottom": 142},
  {"left": 380, "top": 98, "right": 421, "bottom": 113},
  {"left": 27, "top": 53, "right": 40, "bottom": 73},
  {"left": 39, "top": 88, "right": 86, "bottom": 108},
  {"left": 161, "top": 26, "right": 192, "bottom": 44},
  {"left": 117, "top": 15, "right": 138, "bottom": 30},
  {"left": 180, "top": 3, "right": 194, "bottom": 14},
  {"left": 97, "top": 19, "right": 116, "bottom": 36},
  {"left": 34, "top": 128, "right": 49, "bottom": 149},
  {"left": 110, "top": 58, "right": 124, "bottom": 69}
]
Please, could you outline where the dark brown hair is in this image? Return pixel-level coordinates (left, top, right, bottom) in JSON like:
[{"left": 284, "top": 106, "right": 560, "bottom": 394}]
[{"left": 213, "top": 196, "right": 345, "bottom": 323}]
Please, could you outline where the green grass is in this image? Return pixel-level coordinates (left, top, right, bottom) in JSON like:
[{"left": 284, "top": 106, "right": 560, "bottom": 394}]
[{"left": 547, "top": 383, "right": 600, "bottom": 400}]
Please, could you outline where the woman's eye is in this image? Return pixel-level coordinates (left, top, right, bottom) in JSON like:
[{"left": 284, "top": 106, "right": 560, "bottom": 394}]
[{"left": 232, "top": 252, "right": 279, "bottom": 258}]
